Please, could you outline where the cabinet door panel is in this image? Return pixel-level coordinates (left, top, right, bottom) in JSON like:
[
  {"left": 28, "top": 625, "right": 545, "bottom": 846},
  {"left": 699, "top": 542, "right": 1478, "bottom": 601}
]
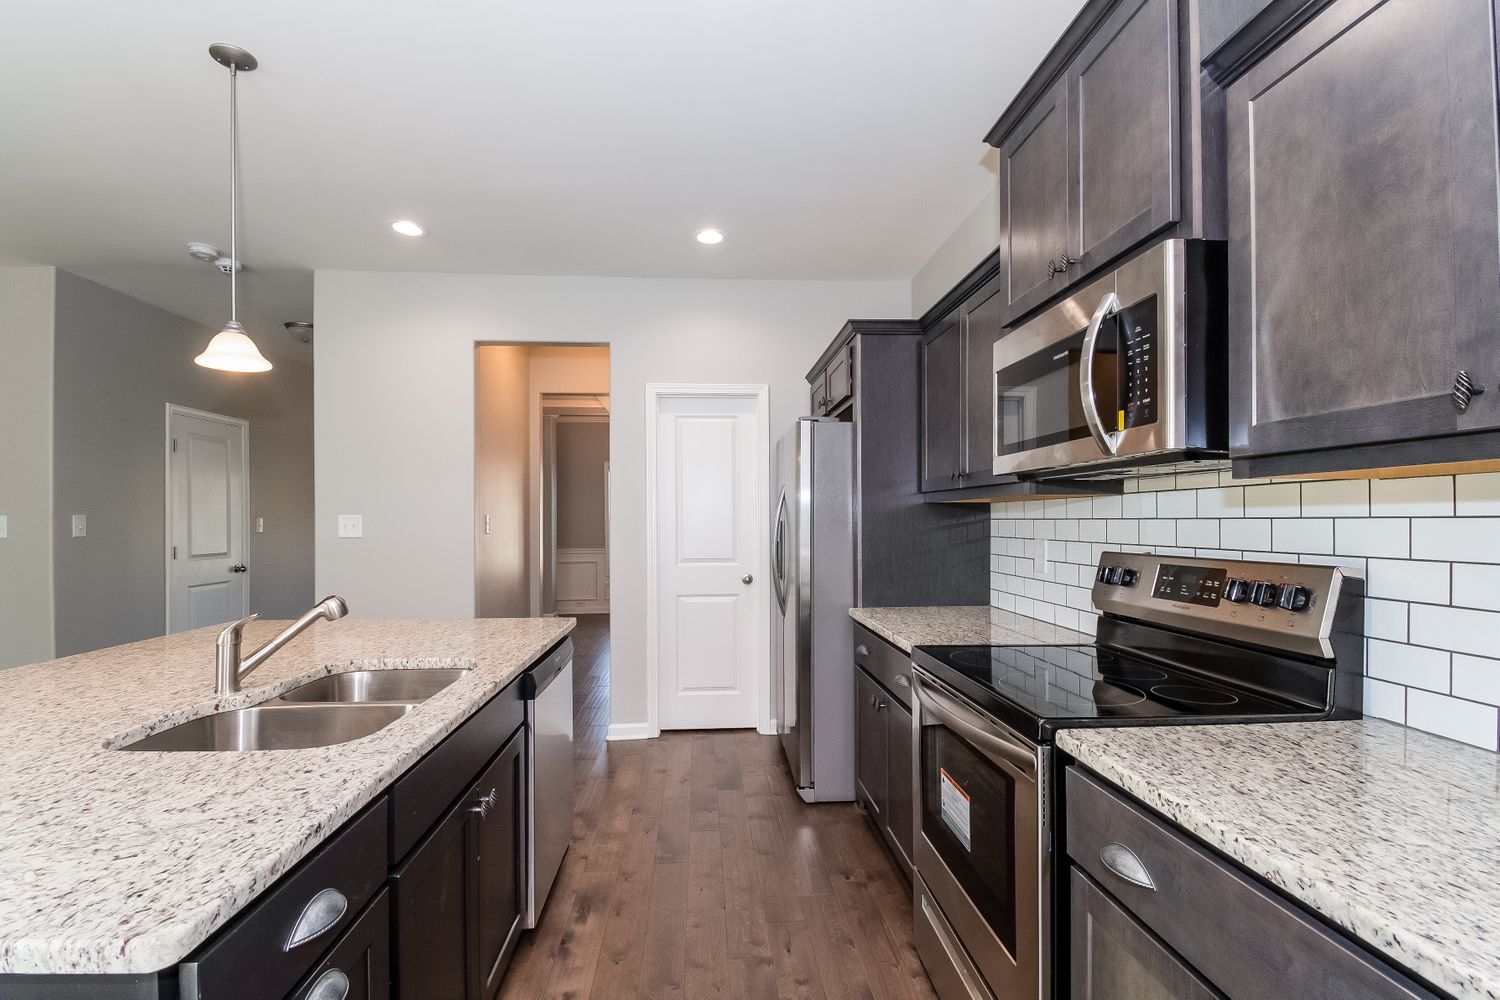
[
  {"left": 884, "top": 695, "right": 914, "bottom": 876},
  {"left": 810, "top": 370, "right": 829, "bottom": 416},
  {"left": 826, "top": 348, "right": 853, "bottom": 412},
  {"left": 1001, "top": 78, "right": 1073, "bottom": 323},
  {"left": 855, "top": 669, "right": 888, "bottom": 820},
  {"left": 961, "top": 276, "right": 1008, "bottom": 487},
  {"left": 390, "top": 800, "right": 470, "bottom": 999},
  {"left": 472, "top": 730, "right": 526, "bottom": 999},
  {"left": 1071, "top": 0, "right": 1180, "bottom": 271},
  {"left": 1070, "top": 869, "right": 1223, "bottom": 1000},
  {"left": 920, "top": 316, "right": 965, "bottom": 491},
  {"left": 1228, "top": 0, "right": 1500, "bottom": 456}
]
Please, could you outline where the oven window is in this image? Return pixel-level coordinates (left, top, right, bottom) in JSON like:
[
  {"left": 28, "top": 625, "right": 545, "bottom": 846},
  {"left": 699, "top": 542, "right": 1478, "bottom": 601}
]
[
  {"left": 921, "top": 718, "right": 1018, "bottom": 956},
  {"left": 995, "top": 323, "right": 1120, "bottom": 457}
]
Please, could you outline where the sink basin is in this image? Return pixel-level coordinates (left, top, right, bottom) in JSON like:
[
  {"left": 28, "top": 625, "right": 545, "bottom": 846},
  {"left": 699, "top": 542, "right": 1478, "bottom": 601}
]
[
  {"left": 120, "top": 703, "right": 414, "bottom": 752},
  {"left": 276, "top": 668, "right": 469, "bottom": 705}
]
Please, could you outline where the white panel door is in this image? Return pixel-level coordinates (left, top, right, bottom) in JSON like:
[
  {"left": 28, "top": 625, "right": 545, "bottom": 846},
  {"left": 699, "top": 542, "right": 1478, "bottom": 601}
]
[
  {"left": 167, "top": 406, "right": 248, "bottom": 632},
  {"left": 655, "top": 394, "right": 761, "bottom": 729}
]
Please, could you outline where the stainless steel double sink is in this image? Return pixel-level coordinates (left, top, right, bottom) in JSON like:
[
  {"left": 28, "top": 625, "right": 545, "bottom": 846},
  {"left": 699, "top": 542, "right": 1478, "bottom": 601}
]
[{"left": 120, "top": 668, "right": 470, "bottom": 752}]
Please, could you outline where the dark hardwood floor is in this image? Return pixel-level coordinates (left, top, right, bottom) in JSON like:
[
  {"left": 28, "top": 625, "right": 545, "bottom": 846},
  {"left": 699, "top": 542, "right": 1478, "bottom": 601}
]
[{"left": 500, "top": 614, "right": 937, "bottom": 1000}]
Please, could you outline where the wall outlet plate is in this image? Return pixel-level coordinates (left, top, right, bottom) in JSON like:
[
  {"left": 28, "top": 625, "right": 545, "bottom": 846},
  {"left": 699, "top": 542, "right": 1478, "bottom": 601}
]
[
  {"left": 0, "top": 514, "right": 8, "bottom": 539},
  {"left": 255, "top": 516, "right": 265, "bottom": 533},
  {"left": 337, "top": 514, "right": 363, "bottom": 538},
  {"left": 71, "top": 514, "right": 87, "bottom": 538}
]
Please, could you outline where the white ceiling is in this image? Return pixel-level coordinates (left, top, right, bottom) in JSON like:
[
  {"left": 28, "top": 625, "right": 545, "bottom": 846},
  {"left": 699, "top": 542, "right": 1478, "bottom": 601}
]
[{"left": 0, "top": 1, "right": 1084, "bottom": 357}]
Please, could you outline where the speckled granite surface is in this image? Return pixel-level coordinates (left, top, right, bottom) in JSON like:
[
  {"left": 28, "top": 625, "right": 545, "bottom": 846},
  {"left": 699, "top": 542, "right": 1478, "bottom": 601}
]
[
  {"left": 1059, "top": 720, "right": 1500, "bottom": 1000},
  {"left": 849, "top": 605, "right": 1086, "bottom": 653},
  {"left": 0, "top": 617, "right": 573, "bottom": 976}
]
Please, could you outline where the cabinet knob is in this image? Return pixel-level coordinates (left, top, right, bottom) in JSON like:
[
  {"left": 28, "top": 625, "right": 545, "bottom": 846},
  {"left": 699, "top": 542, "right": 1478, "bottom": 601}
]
[
  {"left": 306, "top": 969, "right": 351, "bottom": 1000},
  {"left": 1454, "top": 370, "right": 1486, "bottom": 411},
  {"left": 285, "top": 888, "right": 348, "bottom": 951},
  {"left": 1059, "top": 251, "right": 1077, "bottom": 271},
  {"left": 1046, "top": 258, "right": 1060, "bottom": 279},
  {"left": 469, "top": 787, "right": 498, "bottom": 818}
]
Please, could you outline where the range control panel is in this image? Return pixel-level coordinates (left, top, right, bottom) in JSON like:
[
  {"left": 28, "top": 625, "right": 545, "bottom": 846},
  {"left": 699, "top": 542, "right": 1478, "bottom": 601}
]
[{"left": 1092, "top": 552, "right": 1356, "bottom": 659}]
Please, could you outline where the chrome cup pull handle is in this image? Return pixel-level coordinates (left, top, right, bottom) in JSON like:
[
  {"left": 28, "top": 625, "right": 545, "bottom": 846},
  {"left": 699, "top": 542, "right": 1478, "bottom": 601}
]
[
  {"left": 1100, "top": 842, "right": 1156, "bottom": 891},
  {"left": 1080, "top": 291, "right": 1122, "bottom": 457},
  {"left": 285, "top": 887, "right": 348, "bottom": 951},
  {"left": 306, "top": 969, "right": 351, "bottom": 1000}
]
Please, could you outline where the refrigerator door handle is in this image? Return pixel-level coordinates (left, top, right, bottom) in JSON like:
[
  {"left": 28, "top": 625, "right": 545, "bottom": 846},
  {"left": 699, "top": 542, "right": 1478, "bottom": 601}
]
[{"left": 771, "top": 488, "right": 789, "bottom": 612}]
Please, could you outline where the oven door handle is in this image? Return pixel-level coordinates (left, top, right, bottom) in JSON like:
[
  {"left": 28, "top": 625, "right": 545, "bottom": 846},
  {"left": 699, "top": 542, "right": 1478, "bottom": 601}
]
[
  {"left": 1080, "top": 291, "right": 1122, "bottom": 457},
  {"left": 912, "top": 674, "right": 1037, "bottom": 782}
]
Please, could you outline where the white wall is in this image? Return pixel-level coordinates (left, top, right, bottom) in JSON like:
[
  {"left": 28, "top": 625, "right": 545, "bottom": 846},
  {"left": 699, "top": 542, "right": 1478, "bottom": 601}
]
[
  {"left": 992, "top": 470, "right": 1500, "bottom": 752},
  {"left": 475, "top": 345, "right": 531, "bottom": 618},
  {"left": 910, "top": 183, "right": 1001, "bottom": 318},
  {"left": 314, "top": 271, "right": 908, "bottom": 731},
  {"left": 0, "top": 266, "right": 56, "bottom": 668}
]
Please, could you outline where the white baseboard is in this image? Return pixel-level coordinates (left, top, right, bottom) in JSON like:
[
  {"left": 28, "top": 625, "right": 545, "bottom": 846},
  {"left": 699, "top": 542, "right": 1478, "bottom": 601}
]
[
  {"left": 606, "top": 721, "right": 656, "bottom": 742},
  {"left": 558, "top": 601, "right": 611, "bottom": 615}
]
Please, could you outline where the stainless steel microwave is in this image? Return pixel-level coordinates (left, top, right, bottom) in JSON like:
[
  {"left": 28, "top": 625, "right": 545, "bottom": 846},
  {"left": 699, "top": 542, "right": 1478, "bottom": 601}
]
[{"left": 992, "top": 239, "right": 1227, "bottom": 477}]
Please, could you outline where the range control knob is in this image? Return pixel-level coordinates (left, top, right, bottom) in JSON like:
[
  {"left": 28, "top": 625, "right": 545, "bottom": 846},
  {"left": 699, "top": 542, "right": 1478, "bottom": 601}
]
[
  {"left": 1224, "top": 578, "right": 1251, "bottom": 604},
  {"left": 1277, "top": 585, "right": 1313, "bottom": 612},
  {"left": 1104, "top": 566, "right": 1125, "bottom": 585},
  {"left": 1249, "top": 581, "right": 1280, "bottom": 607},
  {"left": 1118, "top": 568, "right": 1140, "bottom": 587},
  {"left": 1096, "top": 565, "right": 1111, "bottom": 584}
]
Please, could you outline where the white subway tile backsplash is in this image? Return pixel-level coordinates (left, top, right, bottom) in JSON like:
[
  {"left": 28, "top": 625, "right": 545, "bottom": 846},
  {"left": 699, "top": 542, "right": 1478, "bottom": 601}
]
[
  {"left": 1410, "top": 605, "right": 1500, "bottom": 659},
  {"left": 989, "top": 471, "right": 1500, "bottom": 752},
  {"left": 1335, "top": 518, "right": 1410, "bottom": 558},
  {"left": 1456, "top": 473, "right": 1500, "bottom": 515},
  {"left": 1244, "top": 483, "right": 1301, "bottom": 517},
  {"left": 1370, "top": 476, "right": 1453, "bottom": 517},
  {"left": 1366, "top": 639, "right": 1449, "bottom": 691},
  {"left": 1302, "top": 479, "right": 1370, "bottom": 517},
  {"left": 1219, "top": 518, "right": 1271, "bottom": 551},
  {"left": 1405, "top": 690, "right": 1499, "bottom": 751},
  {"left": 1411, "top": 518, "right": 1500, "bottom": 564},
  {"left": 1453, "top": 654, "right": 1500, "bottom": 706},
  {"left": 1272, "top": 518, "right": 1333, "bottom": 554},
  {"left": 1452, "top": 563, "right": 1500, "bottom": 611}
]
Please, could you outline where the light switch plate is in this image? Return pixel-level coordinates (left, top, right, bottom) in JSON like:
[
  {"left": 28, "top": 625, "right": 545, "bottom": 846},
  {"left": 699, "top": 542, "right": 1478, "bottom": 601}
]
[
  {"left": 71, "top": 514, "right": 87, "bottom": 538},
  {"left": 337, "top": 514, "right": 363, "bottom": 538},
  {"left": 0, "top": 515, "right": 8, "bottom": 539},
  {"left": 255, "top": 516, "right": 265, "bottom": 533}
]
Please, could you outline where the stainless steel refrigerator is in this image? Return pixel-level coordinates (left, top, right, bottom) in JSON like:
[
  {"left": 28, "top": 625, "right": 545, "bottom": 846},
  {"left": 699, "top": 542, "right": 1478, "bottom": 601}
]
[{"left": 771, "top": 417, "right": 855, "bottom": 802}]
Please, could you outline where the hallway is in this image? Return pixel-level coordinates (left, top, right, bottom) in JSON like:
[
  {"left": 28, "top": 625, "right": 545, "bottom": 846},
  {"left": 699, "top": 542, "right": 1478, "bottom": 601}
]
[{"left": 500, "top": 615, "right": 936, "bottom": 1000}]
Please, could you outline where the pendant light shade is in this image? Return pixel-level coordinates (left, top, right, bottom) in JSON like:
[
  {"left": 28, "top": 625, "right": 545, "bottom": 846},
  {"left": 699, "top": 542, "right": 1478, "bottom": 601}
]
[
  {"left": 195, "top": 321, "right": 273, "bottom": 372},
  {"left": 196, "top": 44, "right": 272, "bottom": 373}
]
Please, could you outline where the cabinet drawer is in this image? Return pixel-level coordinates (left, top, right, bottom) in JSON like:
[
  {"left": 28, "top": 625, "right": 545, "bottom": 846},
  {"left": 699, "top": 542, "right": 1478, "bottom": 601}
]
[
  {"left": 388, "top": 661, "right": 531, "bottom": 863},
  {"left": 287, "top": 889, "right": 390, "bottom": 1000},
  {"left": 180, "top": 797, "right": 389, "bottom": 1000},
  {"left": 1065, "top": 767, "right": 1437, "bottom": 1000},
  {"left": 852, "top": 623, "right": 912, "bottom": 710}
]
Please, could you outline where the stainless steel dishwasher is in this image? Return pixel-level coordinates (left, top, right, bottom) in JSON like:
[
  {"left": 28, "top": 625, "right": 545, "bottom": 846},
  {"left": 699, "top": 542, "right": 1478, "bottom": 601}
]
[{"left": 523, "top": 639, "right": 574, "bottom": 928}]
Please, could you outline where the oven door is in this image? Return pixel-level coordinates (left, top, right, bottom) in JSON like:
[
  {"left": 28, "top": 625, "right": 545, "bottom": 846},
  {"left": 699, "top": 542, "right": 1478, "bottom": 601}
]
[
  {"left": 993, "top": 240, "right": 1180, "bottom": 476},
  {"left": 912, "top": 669, "right": 1045, "bottom": 1000}
]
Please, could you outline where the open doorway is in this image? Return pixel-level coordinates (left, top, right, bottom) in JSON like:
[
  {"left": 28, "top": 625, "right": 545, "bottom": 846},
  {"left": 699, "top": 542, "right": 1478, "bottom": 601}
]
[{"left": 475, "top": 343, "right": 611, "bottom": 743}]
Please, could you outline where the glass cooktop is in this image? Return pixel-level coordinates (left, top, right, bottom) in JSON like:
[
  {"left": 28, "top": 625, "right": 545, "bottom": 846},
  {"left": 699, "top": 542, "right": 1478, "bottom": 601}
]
[{"left": 911, "top": 643, "right": 1325, "bottom": 742}]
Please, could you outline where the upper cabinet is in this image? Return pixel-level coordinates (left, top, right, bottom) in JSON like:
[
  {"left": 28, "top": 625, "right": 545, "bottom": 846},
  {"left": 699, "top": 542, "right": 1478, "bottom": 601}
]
[
  {"left": 1222, "top": 0, "right": 1500, "bottom": 475},
  {"left": 920, "top": 311, "right": 966, "bottom": 490},
  {"left": 989, "top": 0, "right": 1220, "bottom": 328},
  {"left": 809, "top": 343, "right": 854, "bottom": 417}
]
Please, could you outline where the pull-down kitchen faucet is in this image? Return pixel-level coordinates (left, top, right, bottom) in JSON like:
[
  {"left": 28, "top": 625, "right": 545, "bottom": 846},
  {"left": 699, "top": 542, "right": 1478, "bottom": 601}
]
[{"left": 214, "top": 596, "right": 350, "bottom": 695}]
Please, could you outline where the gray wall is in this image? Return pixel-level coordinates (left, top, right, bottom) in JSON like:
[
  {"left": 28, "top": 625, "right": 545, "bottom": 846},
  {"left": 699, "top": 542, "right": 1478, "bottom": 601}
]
[
  {"left": 910, "top": 184, "right": 1001, "bottom": 318},
  {"left": 475, "top": 345, "right": 531, "bottom": 618},
  {"left": 555, "top": 419, "right": 609, "bottom": 550},
  {"left": 51, "top": 271, "right": 314, "bottom": 656},
  {"left": 0, "top": 267, "right": 57, "bottom": 668}
]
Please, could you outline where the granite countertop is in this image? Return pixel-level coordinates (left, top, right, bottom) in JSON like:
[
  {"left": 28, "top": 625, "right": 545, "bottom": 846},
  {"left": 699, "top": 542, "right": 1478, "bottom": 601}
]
[
  {"left": 1058, "top": 720, "right": 1500, "bottom": 1000},
  {"left": 0, "top": 617, "right": 573, "bottom": 977},
  {"left": 849, "top": 605, "right": 1087, "bottom": 653}
]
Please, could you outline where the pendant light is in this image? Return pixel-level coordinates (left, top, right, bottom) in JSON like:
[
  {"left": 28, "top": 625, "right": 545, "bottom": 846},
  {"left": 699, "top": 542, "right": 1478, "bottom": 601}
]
[{"left": 195, "top": 43, "right": 273, "bottom": 373}]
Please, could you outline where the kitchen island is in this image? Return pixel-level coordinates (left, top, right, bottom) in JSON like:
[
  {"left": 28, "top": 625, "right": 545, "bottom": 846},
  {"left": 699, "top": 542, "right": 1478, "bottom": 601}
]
[{"left": 0, "top": 616, "right": 572, "bottom": 986}]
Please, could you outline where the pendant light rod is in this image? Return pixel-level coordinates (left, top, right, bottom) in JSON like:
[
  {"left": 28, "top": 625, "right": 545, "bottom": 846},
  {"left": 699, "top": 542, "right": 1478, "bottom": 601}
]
[{"left": 228, "top": 61, "right": 238, "bottom": 323}]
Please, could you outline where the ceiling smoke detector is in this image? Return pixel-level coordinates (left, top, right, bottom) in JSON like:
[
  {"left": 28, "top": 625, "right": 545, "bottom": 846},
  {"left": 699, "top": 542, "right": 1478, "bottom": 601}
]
[
  {"left": 185, "top": 242, "right": 242, "bottom": 273},
  {"left": 284, "top": 321, "right": 313, "bottom": 344}
]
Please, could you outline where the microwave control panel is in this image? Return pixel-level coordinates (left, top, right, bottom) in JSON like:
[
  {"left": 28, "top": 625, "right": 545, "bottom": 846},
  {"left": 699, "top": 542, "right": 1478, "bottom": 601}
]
[{"left": 1116, "top": 296, "right": 1158, "bottom": 431}]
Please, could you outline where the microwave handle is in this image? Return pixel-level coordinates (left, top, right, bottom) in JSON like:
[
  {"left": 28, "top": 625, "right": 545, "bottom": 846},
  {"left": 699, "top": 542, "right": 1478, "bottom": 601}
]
[{"left": 1080, "top": 291, "right": 1123, "bottom": 457}]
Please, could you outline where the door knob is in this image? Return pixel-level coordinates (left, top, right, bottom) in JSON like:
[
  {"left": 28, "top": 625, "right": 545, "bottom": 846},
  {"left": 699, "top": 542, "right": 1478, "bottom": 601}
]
[
  {"left": 230, "top": 564, "right": 248, "bottom": 573},
  {"left": 742, "top": 574, "right": 753, "bottom": 585}
]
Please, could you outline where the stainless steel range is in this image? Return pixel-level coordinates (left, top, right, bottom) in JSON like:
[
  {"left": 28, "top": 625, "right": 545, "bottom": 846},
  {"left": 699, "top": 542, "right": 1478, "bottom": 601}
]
[{"left": 909, "top": 553, "right": 1364, "bottom": 1000}]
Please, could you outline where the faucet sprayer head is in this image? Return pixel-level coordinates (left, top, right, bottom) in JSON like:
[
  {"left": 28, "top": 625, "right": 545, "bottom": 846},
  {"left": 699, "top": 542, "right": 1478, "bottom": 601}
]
[{"left": 318, "top": 595, "right": 350, "bottom": 621}]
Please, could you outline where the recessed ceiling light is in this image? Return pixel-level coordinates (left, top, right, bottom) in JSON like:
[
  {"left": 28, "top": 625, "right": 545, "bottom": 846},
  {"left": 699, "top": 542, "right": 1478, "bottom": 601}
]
[
  {"left": 390, "top": 219, "right": 427, "bottom": 238},
  {"left": 695, "top": 228, "right": 725, "bottom": 246}
]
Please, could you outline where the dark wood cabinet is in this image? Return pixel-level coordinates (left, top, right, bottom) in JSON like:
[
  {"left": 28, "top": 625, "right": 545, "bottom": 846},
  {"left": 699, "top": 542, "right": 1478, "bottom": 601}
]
[
  {"left": 959, "top": 275, "right": 1006, "bottom": 489},
  {"left": 391, "top": 725, "right": 526, "bottom": 1000},
  {"left": 1070, "top": 870, "right": 1221, "bottom": 1000},
  {"left": 1226, "top": 0, "right": 1500, "bottom": 474},
  {"left": 999, "top": 78, "right": 1074, "bottom": 323},
  {"left": 919, "top": 312, "right": 965, "bottom": 491},
  {"left": 855, "top": 669, "right": 888, "bottom": 822},
  {"left": 809, "top": 368, "right": 829, "bottom": 415},
  {"left": 883, "top": 695, "right": 914, "bottom": 872},
  {"left": 1068, "top": 0, "right": 1181, "bottom": 273},
  {"left": 808, "top": 344, "right": 853, "bottom": 417}
]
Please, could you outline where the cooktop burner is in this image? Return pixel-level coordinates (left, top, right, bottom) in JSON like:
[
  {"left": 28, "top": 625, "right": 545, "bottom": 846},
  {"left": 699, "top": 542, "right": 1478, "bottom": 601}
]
[{"left": 910, "top": 641, "right": 1322, "bottom": 741}]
